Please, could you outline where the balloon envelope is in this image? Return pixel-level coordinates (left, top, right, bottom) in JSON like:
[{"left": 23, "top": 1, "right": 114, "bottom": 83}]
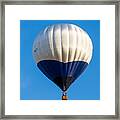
[{"left": 33, "top": 24, "right": 93, "bottom": 91}]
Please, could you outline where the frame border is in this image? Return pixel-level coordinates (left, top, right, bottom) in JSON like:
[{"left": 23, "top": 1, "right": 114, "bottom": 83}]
[{"left": 0, "top": 0, "right": 119, "bottom": 119}]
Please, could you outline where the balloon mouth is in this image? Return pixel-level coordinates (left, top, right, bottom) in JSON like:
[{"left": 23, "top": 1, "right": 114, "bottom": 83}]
[{"left": 54, "top": 76, "right": 74, "bottom": 91}]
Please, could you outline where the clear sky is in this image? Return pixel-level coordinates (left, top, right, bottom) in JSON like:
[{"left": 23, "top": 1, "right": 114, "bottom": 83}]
[{"left": 20, "top": 20, "right": 100, "bottom": 100}]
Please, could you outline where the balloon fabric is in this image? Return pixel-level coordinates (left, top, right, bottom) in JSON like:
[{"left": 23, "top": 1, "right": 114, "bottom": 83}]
[{"left": 33, "top": 24, "right": 93, "bottom": 96}]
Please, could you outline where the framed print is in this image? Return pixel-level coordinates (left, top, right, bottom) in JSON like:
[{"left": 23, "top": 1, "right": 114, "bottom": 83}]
[{"left": 0, "top": 0, "right": 120, "bottom": 119}]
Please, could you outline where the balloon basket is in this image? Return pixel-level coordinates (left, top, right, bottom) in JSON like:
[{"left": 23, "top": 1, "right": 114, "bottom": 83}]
[{"left": 62, "top": 91, "right": 68, "bottom": 100}]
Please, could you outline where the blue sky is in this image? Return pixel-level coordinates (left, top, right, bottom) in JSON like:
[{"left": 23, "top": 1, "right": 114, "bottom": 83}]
[{"left": 20, "top": 20, "right": 100, "bottom": 100}]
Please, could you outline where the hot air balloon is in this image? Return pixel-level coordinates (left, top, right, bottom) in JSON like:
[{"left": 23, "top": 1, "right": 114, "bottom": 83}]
[{"left": 32, "top": 24, "right": 93, "bottom": 100}]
